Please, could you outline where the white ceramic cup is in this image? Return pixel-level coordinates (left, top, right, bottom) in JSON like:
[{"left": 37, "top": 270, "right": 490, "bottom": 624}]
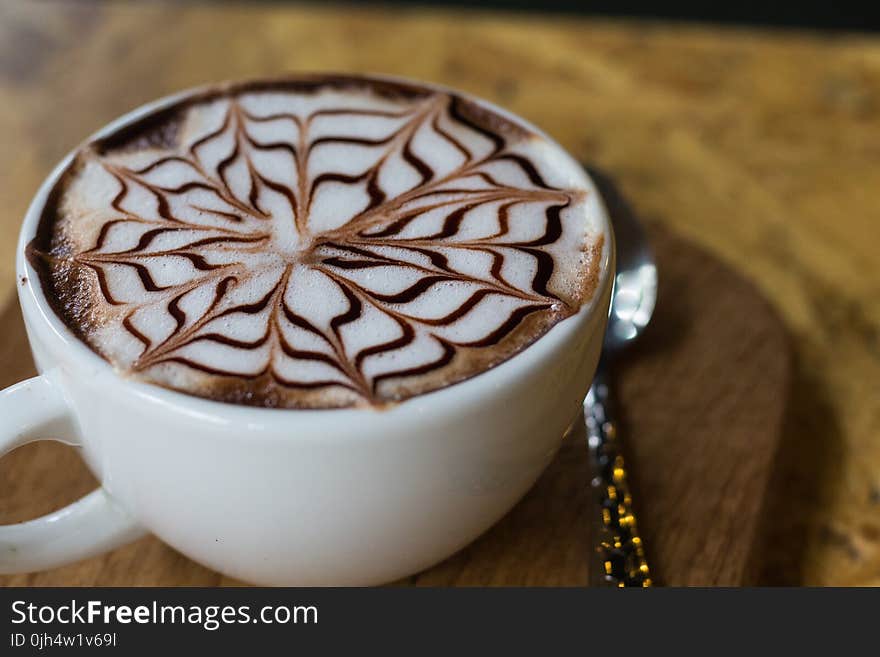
[{"left": 0, "top": 79, "right": 614, "bottom": 586}]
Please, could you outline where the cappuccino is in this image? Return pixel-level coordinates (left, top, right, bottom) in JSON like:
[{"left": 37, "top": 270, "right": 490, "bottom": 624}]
[{"left": 28, "top": 76, "right": 606, "bottom": 408}]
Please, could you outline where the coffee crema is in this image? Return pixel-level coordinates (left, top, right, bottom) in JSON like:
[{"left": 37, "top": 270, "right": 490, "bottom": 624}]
[{"left": 28, "top": 76, "right": 606, "bottom": 408}]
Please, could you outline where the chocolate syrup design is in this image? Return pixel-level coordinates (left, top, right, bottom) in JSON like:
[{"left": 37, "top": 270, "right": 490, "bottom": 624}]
[{"left": 31, "top": 80, "right": 604, "bottom": 408}]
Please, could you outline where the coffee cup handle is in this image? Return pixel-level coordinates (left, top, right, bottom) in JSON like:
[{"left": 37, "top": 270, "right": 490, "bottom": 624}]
[{"left": 0, "top": 374, "right": 147, "bottom": 575}]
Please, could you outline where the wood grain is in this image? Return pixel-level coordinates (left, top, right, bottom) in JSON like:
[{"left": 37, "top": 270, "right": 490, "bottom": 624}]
[
  {"left": 0, "top": 0, "right": 878, "bottom": 584},
  {"left": 0, "top": 226, "right": 790, "bottom": 586}
]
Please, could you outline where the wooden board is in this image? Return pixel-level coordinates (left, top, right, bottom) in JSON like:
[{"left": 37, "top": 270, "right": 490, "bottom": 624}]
[
  {"left": 3, "top": 0, "right": 878, "bottom": 585},
  {"left": 0, "top": 225, "right": 790, "bottom": 586}
]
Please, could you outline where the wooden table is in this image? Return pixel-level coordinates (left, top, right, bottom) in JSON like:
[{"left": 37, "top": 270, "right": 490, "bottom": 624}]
[{"left": 1, "top": 0, "right": 879, "bottom": 586}]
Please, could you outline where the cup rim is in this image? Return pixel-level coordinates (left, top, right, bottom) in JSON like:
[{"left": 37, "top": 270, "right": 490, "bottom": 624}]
[{"left": 15, "top": 72, "right": 614, "bottom": 431}]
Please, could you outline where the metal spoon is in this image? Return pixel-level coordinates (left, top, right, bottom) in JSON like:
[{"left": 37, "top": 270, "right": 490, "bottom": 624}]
[{"left": 583, "top": 167, "right": 658, "bottom": 587}]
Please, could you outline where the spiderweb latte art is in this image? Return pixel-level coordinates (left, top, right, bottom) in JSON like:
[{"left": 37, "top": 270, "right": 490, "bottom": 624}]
[{"left": 29, "top": 77, "right": 607, "bottom": 408}]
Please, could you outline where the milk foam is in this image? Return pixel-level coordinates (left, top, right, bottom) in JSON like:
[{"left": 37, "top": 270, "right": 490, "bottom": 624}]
[{"left": 31, "top": 77, "right": 606, "bottom": 408}]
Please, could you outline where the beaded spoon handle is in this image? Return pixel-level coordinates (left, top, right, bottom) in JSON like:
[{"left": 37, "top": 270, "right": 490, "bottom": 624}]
[{"left": 583, "top": 167, "right": 657, "bottom": 587}]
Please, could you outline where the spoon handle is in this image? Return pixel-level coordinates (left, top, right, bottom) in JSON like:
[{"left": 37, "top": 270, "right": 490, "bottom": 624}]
[{"left": 584, "top": 365, "right": 652, "bottom": 587}]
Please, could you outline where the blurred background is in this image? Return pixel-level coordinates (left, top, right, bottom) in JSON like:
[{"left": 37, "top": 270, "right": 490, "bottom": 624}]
[
  {"left": 372, "top": 1, "right": 880, "bottom": 31},
  {"left": 0, "top": 0, "right": 878, "bottom": 587}
]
